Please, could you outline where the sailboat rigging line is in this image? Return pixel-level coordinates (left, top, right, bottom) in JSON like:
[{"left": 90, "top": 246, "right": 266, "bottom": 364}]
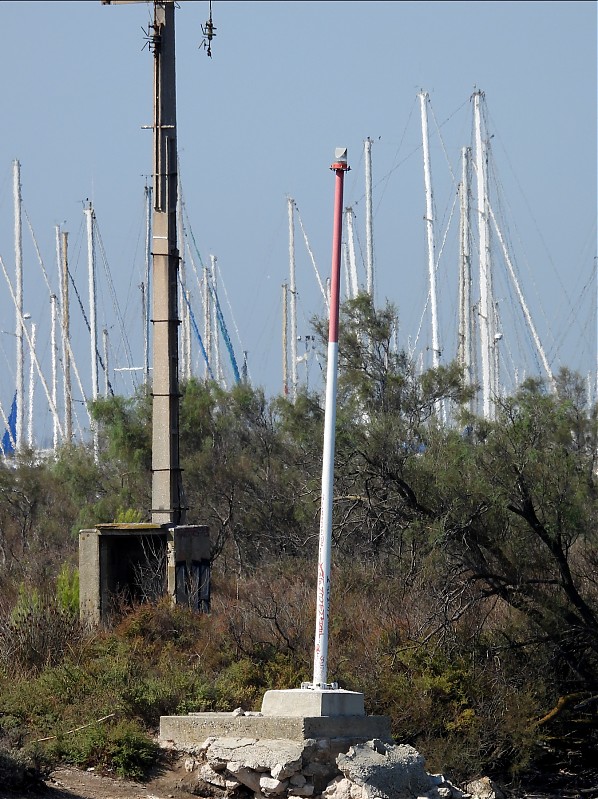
[
  {"left": 294, "top": 202, "right": 329, "bottom": 307},
  {"left": 211, "top": 278, "right": 240, "bottom": 385},
  {"left": 64, "top": 265, "right": 112, "bottom": 395},
  {"left": 368, "top": 96, "right": 470, "bottom": 216},
  {"left": 435, "top": 191, "right": 458, "bottom": 271},
  {"left": 179, "top": 186, "right": 246, "bottom": 364},
  {"left": 372, "top": 97, "right": 417, "bottom": 216},
  {"left": 181, "top": 287, "right": 215, "bottom": 381},
  {"left": 24, "top": 209, "right": 53, "bottom": 296},
  {"left": 0, "top": 254, "right": 64, "bottom": 439},
  {"left": 429, "top": 100, "right": 458, "bottom": 187},
  {"left": 488, "top": 156, "right": 556, "bottom": 351},
  {"left": 217, "top": 264, "right": 249, "bottom": 377},
  {"left": 0, "top": 394, "right": 16, "bottom": 454},
  {"left": 94, "top": 218, "right": 136, "bottom": 376},
  {"left": 181, "top": 208, "right": 241, "bottom": 384},
  {"left": 549, "top": 255, "right": 597, "bottom": 364},
  {"left": 488, "top": 202, "right": 555, "bottom": 390},
  {"left": 486, "top": 105, "right": 577, "bottom": 321}
]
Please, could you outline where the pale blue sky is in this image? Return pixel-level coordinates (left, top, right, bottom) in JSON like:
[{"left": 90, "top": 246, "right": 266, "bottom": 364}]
[{"left": 0, "top": 1, "right": 596, "bottom": 445}]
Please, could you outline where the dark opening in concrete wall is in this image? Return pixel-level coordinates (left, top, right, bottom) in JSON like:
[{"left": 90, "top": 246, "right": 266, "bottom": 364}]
[{"left": 79, "top": 523, "right": 211, "bottom": 626}]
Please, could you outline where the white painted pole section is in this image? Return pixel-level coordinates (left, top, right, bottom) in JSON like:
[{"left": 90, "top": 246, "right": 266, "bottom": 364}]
[
  {"left": 50, "top": 294, "right": 58, "bottom": 452},
  {"left": 27, "top": 321, "right": 36, "bottom": 449},
  {"left": 473, "top": 92, "right": 493, "bottom": 419},
  {"left": 13, "top": 160, "right": 24, "bottom": 451},
  {"left": 419, "top": 93, "right": 440, "bottom": 370},
  {"left": 312, "top": 148, "right": 349, "bottom": 690},
  {"left": 288, "top": 197, "right": 298, "bottom": 402},
  {"left": 364, "top": 137, "right": 374, "bottom": 299}
]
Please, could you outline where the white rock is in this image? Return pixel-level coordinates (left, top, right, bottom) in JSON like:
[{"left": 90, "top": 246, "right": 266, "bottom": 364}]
[
  {"left": 232, "top": 707, "right": 245, "bottom": 716},
  {"left": 323, "top": 776, "right": 354, "bottom": 799},
  {"left": 227, "top": 764, "right": 262, "bottom": 793},
  {"left": 260, "top": 776, "right": 289, "bottom": 794},
  {"left": 184, "top": 758, "right": 196, "bottom": 774},
  {"left": 273, "top": 761, "right": 303, "bottom": 780},
  {"left": 289, "top": 784, "right": 315, "bottom": 797},
  {"left": 464, "top": 777, "right": 504, "bottom": 799},
  {"left": 349, "top": 782, "right": 368, "bottom": 799},
  {"left": 199, "top": 763, "right": 229, "bottom": 788},
  {"left": 207, "top": 738, "right": 303, "bottom": 775},
  {"left": 198, "top": 736, "right": 216, "bottom": 752}
]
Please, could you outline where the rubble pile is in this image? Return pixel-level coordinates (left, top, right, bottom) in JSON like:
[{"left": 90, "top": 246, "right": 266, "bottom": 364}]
[{"left": 176, "top": 737, "right": 504, "bottom": 799}]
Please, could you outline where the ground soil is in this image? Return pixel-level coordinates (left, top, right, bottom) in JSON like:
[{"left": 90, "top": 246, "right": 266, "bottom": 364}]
[
  {"left": 2, "top": 752, "right": 598, "bottom": 799},
  {"left": 0, "top": 754, "right": 200, "bottom": 799}
]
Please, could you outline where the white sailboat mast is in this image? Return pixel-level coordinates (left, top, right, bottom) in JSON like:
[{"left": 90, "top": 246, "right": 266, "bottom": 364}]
[
  {"left": 0, "top": 255, "right": 63, "bottom": 442},
  {"left": 13, "top": 160, "right": 24, "bottom": 451},
  {"left": 458, "top": 146, "right": 473, "bottom": 405},
  {"left": 210, "top": 254, "right": 222, "bottom": 386},
  {"left": 177, "top": 182, "right": 190, "bottom": 381},
  {"left": 419, "top": 92, "right": 440, "bottom": 370},
  {"left": 364, "top": 137, "right": 374, "bottom": 299},
  {"left": 288, "top": 197, "right": 298, "bottom": 401},
  {"left": 85, "top": 203, "right": 99, "bottom": 460},
  {"left": 144, "top": 185, "right": 152, "bottom": 385},
  {"left": 282, "top": 282, "right": 289, "bottom": 397},
  {"left": 61, "top": 230, "right": 73, "bottom": 443},
  {"left": 345, "top": 207, "right": 358, "bottom": 300},
  {"left": 50, "top": 293, "right": 58, "bottom": 452},
  {"left": 103, "top": 328, "right": 110, "bottom": 396},
  {"left": 203, "top": 262, "right": 211, "bottom": 381},
  {"left": 27, "top": 321, "right": 36, "bottom": 449},
  {"left": 85, "top": 203, "right": 99, "bottom": 403},
  {"left": 473, "top": 91, "right": 494, "bottom": 419}
]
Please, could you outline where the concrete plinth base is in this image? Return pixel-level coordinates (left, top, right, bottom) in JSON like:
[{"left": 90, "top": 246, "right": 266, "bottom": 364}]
[
  {"left": 261, "top": 688, "right": 365, "bottom": 717},
  {"left": 159, "top": 712, "right": 392, "bottom": 747}
]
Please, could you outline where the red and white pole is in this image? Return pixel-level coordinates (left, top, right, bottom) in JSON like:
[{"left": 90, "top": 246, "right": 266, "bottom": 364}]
[{"left": 312, "top": 148, "right": 350, "bottom": 689}]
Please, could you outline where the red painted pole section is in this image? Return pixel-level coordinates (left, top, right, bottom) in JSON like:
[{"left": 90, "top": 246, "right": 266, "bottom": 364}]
[
  {"left": 311, "top": 149, "right": 349, "bottom": 690},
  {"left": 328, "top": 158, "right": 349, "bottom": 344}
]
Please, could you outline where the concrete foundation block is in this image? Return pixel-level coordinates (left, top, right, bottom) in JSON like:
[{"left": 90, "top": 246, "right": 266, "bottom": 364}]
[{"left": 261, "top": 689, "right": 365, "bottom": 718}]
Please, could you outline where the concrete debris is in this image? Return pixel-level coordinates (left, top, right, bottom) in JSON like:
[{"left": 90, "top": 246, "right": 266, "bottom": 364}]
[
  {"left": 232, "top": 707, "right": 264, "bottom": 717},
  {"left": 183, "top": 736, "right": 498, "bottom": 799},
  {"left": 463, "top": 778, "right": 504, "bottom": 799},
  {"left": 337, "top": 741, "right": 432, "bottom": 798}
]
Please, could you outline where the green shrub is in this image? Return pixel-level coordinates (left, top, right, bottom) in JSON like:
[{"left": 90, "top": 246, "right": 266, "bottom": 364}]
[
  {"left": 107, "top": 720, "right": 159, "bottom": 779},
  {"left": 0, "top": 594, "right": 82, "bottom": 676},
  {"left": 213, "top": 658, "right": 265, "bottom": 711},
  {"left": 0, "top": 743, "right": 52, "bottom": 791},
  {"left": 49, "top": 719, "right": 158, "bottom": 780},
  {"left": 56, "top": 563, "right": 79, "bottom": 617}
]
